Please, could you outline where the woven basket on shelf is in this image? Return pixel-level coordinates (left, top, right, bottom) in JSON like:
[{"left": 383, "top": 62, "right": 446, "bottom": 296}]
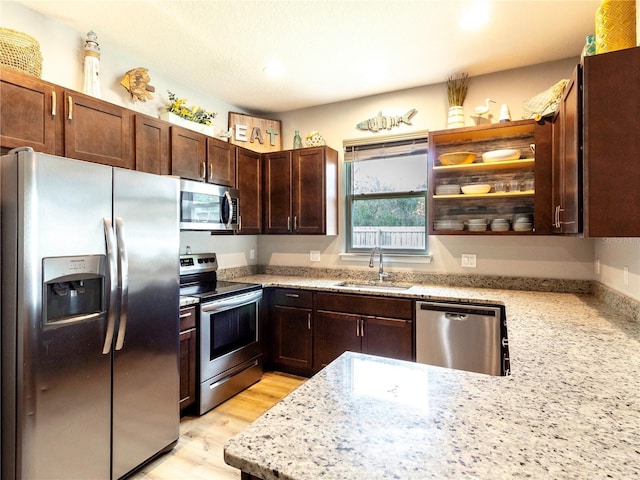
[{"left": 0, "top": 27, "right": 43, "bottom": 77}]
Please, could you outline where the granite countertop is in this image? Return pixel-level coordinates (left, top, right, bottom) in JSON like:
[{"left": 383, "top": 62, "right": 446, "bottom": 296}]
[{"left": 224, "top": 275, "right": 640, "bottom": 479}]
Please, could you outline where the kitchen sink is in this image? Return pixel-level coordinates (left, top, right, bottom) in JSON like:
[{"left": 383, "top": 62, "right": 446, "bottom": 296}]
[{"left": 334, "top": 281, "right": 413, "bottom": 292}]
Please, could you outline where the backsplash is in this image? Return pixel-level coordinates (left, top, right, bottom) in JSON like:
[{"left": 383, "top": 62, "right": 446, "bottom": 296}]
[{"left": 218, "top": 265, "right": 639, "bottom": 322}]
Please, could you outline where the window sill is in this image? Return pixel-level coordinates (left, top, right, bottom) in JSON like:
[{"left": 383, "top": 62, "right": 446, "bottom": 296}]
[{"left": 339, "top": 252, "right": 432, "bottom": 264}]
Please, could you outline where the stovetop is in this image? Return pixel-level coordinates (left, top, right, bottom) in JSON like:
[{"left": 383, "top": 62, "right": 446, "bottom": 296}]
[
  {"left": 180, "top": 280, "right": 262, "bottom": 302},
  {"left": 179, "top": 252, "right": 261, "bottom": 303}
]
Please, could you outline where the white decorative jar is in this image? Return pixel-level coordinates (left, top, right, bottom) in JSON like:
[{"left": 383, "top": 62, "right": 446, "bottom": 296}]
[
  {"left": 160, "top": 111, "right": 215, "bottom": 136},
  {"left": 447, "top": 106, "right": 465, "bottom": 129}
]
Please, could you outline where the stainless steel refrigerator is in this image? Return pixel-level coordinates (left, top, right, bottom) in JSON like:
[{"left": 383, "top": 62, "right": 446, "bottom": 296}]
[{"left": 1, "top": 147, "right": 180, "bottom": 479}]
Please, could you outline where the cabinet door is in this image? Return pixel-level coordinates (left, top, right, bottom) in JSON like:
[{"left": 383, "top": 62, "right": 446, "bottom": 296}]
[
  {"left": 551, "top": 66, "right": 581, "bottom": 234},
  {"left": 207, "top": 137, "right": 236, "bottom": 186},
  {"left": 272, "top": 305, "right": 313, "bottom": 371},
  {"left": 170, "top": 126, "right": 207, "bottom": 181},
  {"left": 236, "top": 147, "right": 262, "bottom": 234},
  {"left": 134, "top": 114, "right": 170, "bottom": 175},
  {"left": 313, "top": 310, "right": 361, "bottom": 370},
  {"left": 64, "top": 91, "right": 134, "bottom": 168},
  {"left": 583, "top": 47, "right": 640, "bottom": 236},
  {"left": 362, "top": 316, "right": 413, "bottom": 361},
  {"left": 263, "top": 151, "right": 292, "bottom": 233},
  {"left": 179, "top": 328, "right": 197, "bottom": 411},
  {"left": 0, "top": 68, "right": 57, "bottom": 154},
  {"left": 292, "top": 147, "right": 325, "bottom": 234}
]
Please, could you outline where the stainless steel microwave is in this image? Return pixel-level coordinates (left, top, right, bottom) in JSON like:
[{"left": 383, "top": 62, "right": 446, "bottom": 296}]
[{"left": 179, "top": 179, "right": 239, "bottom": 231}]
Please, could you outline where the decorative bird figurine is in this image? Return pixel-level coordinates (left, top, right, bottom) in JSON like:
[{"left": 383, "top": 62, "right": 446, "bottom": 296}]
[
  {"left": 474, "top": 98, "right": 495, "bottom": 117},
  {"left": 219, "top": 128, "right": 233, "bottom": 138}
]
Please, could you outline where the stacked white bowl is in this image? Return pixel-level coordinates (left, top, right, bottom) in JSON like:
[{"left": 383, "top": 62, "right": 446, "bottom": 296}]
[
  {"left": 434, "top": 219, "right": 464, "bottom": 231},
  {"left": 513, "top": 213, "right": 533, "bottom": 232},
  {"left": 467, "top": 218, "right": 488, "bottom": 231},
  {"left": 490, "top": 218, "right": 510, "bottom": 231},
  {"left": 435, "top": 184, "right": 461, "bottom": 195}
]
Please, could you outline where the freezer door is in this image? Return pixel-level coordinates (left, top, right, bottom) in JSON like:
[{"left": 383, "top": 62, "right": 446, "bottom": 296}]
[
  {"left": 1, "top": 150, "right": 113, "bottom": 479},
  {"left": 111, "top": 168, "right": 180, "bottom": 479}
]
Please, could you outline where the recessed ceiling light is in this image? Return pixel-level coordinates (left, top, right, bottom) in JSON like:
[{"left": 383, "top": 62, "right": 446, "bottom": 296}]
[
  {"left": 459, "top": 0, "right": 490, "bottom": 30},
  {"left": 263, "top": 61, "right": 285, "bottom": 77}
]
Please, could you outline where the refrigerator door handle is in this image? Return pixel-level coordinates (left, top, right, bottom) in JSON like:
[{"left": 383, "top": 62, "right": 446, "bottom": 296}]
[
  {"left": 115, "top": 217, "right": 129, "bottom": 350},
  {"left": 103, "top": 217, "right": 118, "bottom": 354}
]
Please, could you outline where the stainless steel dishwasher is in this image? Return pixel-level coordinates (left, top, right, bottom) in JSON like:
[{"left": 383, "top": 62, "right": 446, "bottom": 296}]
[{"left": 416, "top": 301, "right": 510, "bottom": 376}]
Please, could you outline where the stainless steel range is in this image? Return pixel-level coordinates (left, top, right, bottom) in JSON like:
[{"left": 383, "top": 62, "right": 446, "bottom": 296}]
[{"left": 179, "top": 253, "right": 263, "bottom": 415}]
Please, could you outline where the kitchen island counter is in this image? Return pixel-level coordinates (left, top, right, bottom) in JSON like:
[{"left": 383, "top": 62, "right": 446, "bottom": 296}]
[{"left": 224, "top": 276, "right": 640, "bottom": 479}]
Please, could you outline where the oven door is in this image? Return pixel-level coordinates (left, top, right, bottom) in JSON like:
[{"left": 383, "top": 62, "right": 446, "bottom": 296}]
[{"left": 199, "top": 289, "right": 263, "bottom": 382}]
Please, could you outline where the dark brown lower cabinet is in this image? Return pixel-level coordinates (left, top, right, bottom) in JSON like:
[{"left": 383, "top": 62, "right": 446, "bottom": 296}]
[
  {"left": 179, "top": 306, "right": 197, "bottom": 412},
  {"left": 313, "top": 292, "right": 414, "bottom": 370},
  {"left": 267, "top": 289, "right": 414, "bottom": 377},
  {"left": 269, "top": 289, "right": 314, "bottom": 376}
]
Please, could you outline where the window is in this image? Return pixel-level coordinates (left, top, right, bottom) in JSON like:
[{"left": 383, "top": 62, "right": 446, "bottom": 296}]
[{"left": 344, "top": 135, "right": 428, "bottom": 254}]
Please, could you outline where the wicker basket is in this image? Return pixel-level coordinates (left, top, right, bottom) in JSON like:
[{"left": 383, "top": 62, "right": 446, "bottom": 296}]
[{"left": 0, "top": 27, "right": 43, "bottom": 77}]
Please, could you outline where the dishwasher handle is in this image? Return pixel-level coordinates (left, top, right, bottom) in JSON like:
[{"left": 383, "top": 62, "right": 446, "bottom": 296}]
[
  {"left": 418, "top": 301, "right": 500, "bottom": 317},
  {"left": 444, "top": 312, "right": 468, "bottom": 321}
]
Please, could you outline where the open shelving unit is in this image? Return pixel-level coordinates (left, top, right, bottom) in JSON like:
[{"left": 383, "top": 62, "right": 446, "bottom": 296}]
[{"left": 428, "top": 120, "right": 553, "bottom": 235}]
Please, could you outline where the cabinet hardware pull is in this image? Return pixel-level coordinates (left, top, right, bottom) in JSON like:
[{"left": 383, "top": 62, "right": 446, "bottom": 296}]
[
  {"left": 51, "top": 91, "right": 56, "bottom": 117},
  {"left": 285, "top": 293, "right": 300, "bottom": 298},
  {"left": 287, "top": 216, "right": 291, "bottom": 231},
  {"left": 360, "top": 319, "right": 365, "bottom": 337},
  {"left": 179, "top": 312, "right": 192, "bottom": 318},
  {"left": 208, "top": 163, "right": 213, "bottom": 180},
  {"left": 294, "top": 215, "right": 297, "bottom": 231},
  {"left": 68, "top": 96, "right": 73, "bottom": 120},
  {"left": 238, "top": 215, "right": 242, "bottom": 231},
  {"left": 307, "top": 313, "right": 311, "bottom": 330},
  {"left": 356, "top": 318, "right": 360, "bottom": 337},
  {"left": 200, "top": 162, "right": 206, "bottom": 179}
]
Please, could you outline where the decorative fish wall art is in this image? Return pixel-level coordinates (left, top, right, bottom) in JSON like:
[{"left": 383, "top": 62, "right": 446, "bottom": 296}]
[
  {"left": 120, "top": 67, "right": 155, "bottom": 102},
  {"left": 356, "top": 108, "right": 417, "bottom": 132}
]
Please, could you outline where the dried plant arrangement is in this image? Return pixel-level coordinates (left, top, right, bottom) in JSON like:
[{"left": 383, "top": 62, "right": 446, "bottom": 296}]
[{"left": 447, "top": 72, "right": 470, "bottom": 107}]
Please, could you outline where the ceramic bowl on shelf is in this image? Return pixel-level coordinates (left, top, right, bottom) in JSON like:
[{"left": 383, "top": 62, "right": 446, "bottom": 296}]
[
  {"left": 482, "top": 149, "right": 521, "bottom": 163},
  {"left": 438, "top": 151, "right": 477, "bottom": 166},
  {"left": 461, "top": 183, "right": 491, "bottom": 194},
  {"left": 435, "top": 184, "right": 461, "bottom": 195},
  {"left": 467, "top": 219, "right": 488, "bottom": 231},
  {"left": 434, "top": 220, "right": 464, "bottom": 231},
  {"left": 490, "top": 218, "right": 511, "bottom": 232}
]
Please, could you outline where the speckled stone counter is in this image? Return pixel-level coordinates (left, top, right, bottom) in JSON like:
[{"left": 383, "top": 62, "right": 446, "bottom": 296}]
[{"left": 224, "top": 276, "right": 640, "bottom": 479}]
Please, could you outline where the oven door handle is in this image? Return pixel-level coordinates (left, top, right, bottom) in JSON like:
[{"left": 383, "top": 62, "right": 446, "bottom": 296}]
[{"left": 201, "top": 290, "right": 262, "bottom": 313}]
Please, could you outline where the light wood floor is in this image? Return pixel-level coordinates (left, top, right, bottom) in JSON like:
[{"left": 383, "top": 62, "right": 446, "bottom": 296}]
[{"left": 130, "top": 372, "right": 305, "bottom": 480}]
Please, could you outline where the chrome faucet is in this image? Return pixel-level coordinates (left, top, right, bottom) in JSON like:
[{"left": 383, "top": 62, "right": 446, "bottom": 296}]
[{"left": 369, "top": 246, "right": 389, "bottom": 282}]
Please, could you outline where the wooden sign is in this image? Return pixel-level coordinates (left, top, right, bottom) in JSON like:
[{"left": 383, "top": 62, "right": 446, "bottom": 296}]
[{"left": 228, "top": 112, "right": 282, "bottom": 153}]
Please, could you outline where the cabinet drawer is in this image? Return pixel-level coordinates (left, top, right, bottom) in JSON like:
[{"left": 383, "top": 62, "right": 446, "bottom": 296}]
[
  {"left": 179, "top": 306, "right": 196, "bottom": 331},
  {"left": 315, "top": 292, "right": 413, "bottom": 320},
  {"left": 271, "top": 288, "right": 313, "bottom": 308}
]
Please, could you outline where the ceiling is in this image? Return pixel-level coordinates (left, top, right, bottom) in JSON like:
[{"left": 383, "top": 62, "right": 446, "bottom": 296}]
[{"left": 17, "top": 0, "right": 600, "bottom": 114}]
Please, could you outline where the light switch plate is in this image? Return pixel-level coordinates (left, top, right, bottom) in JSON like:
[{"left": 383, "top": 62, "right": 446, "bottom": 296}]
[
  {"left": 310, "top": 250, "right": 321, "bottom": 262},
  {"left": 461, "top": 253, "right": 477, "bottom": 268}
]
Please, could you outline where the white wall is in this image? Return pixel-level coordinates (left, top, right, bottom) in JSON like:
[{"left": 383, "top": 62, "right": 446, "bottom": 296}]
[
  {"left": 2, "top": 1, "right": 240, "bottom": 138},
  {"left": 595, "top": 239, "right": 640, "bottom": 300},
  {"left": 264, "top": 60, "right": 595, "bottom": 281}
]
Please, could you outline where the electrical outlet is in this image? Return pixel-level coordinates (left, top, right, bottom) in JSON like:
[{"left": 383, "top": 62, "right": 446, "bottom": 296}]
[
  {"left": 624, "top": 266, "right": 629, "bottom": 286},
  {"left": 249, "top": 249, "right": 255, "bottom": 260},
  {"left": 310, "top": 250, "right": 321, "bottom": 262},
  {"left": 461, "top": 253, "right": 477, "bottom": 268}
]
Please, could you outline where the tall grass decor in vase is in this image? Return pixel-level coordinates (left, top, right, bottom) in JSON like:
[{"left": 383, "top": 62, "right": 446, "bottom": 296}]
[{"left": 447, "top": 72, "right": 470, "bottom": 129}]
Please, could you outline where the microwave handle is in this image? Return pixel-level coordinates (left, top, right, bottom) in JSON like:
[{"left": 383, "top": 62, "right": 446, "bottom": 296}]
[{"left": 222, "top": 190, "right": 233, "bottom": 228}]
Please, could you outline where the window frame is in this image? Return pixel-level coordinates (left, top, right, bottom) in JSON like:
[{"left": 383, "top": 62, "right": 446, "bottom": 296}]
[{"left": 343, "top": 133, "right": 429, "bottom": 255}]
